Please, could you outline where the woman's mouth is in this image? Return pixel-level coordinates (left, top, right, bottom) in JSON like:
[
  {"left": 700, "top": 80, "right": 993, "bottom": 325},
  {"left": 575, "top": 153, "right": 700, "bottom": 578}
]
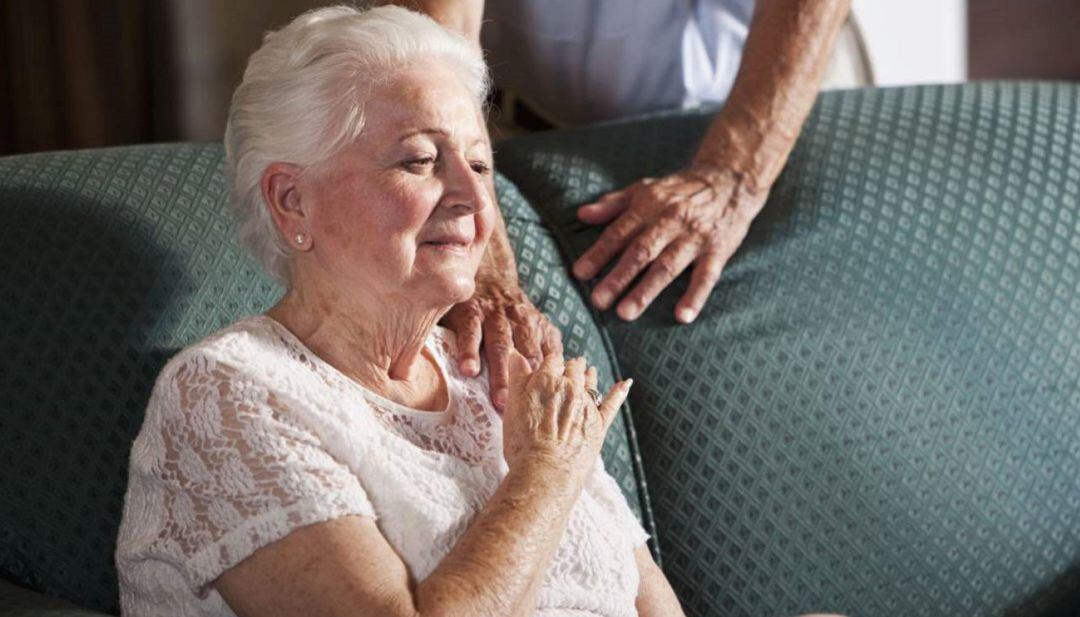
[
  {"left": 421, "top": 239, "right": 471, "bottom": 253},
  {"left": 421, "top": 232, "right": 473, "bottom": 253},
  {"left": 424, "top": 241, "right": 466, "bottom": 248}
]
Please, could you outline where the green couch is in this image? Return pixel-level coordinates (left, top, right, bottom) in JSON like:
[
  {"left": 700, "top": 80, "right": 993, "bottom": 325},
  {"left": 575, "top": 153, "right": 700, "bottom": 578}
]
[{"left": 1, "top": 83, "right": 1078, "bottom": 617}]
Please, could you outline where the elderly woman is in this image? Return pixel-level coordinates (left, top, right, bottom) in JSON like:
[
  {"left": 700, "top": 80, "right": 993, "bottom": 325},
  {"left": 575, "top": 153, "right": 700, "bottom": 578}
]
[{"left": 115, "top": 5, "right": 684, "bottom": 616}]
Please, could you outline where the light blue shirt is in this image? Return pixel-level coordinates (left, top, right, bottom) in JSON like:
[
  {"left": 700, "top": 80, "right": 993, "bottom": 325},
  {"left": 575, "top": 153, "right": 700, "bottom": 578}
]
[{"left": 481, "top": 0, "right": 756, "bottom": 125}]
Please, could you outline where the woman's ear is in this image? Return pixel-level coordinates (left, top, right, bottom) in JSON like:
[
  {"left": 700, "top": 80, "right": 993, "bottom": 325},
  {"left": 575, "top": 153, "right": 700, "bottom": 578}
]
[{"left": 261, "top": 162, "right": 312, "bottom": 251}]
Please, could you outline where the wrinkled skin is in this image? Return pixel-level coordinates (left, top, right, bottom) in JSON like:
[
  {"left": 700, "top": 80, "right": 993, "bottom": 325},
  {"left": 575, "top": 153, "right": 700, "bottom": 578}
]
[
  {"left": 442, "top": 275, "right": 563, "bottom": 411},
  {"left": 572, "top": 167, "right": 769, "bottom": 324}
]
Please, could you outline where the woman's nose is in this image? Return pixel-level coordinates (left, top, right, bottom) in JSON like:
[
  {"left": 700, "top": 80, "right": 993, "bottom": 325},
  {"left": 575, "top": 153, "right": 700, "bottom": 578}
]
[{"left": 442, "top": 155, "right": 489, "bottom": 214}]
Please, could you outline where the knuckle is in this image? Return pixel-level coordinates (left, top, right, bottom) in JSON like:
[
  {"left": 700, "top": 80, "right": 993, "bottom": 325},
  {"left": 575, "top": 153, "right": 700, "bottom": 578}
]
[
  {"left": 463, "top": 300, "right": 484, "bottom": 318},
  {"left": 508, "top": 301, "right": 534, "bottom": 321},
  {"left": 688, "top": 215, "right": 715, "bottom": 236},
  {"left": 544, "top": 324, "right": 562, "bottom": 344},
  {"left": 484, "top": 313, "right": 512, "bottom": 335},
  {"left": 487, "top": 340, "right": 514, "bottom": 357},
  {"left": 516, "top": 305, "right": 541, "bottom": 327},
  {"left": 643, "top": 183, "right": 664, "bottom": 201},
  {"left": 655, "top": 257, "right": 680, "bottom": 279},
  {"left": 627, "top": 242, "right": 654, "bottom": 267},
  {"left": 601, "top": 228, "right": 629, "bottom": 250},
  {"left": 591, "top": 236, "right": 617, "bottom": 258}
]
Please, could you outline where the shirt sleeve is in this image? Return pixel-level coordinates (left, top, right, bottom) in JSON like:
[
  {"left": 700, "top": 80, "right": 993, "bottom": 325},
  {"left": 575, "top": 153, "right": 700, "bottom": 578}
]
[
  {"left": 146, "top": 349, "right": 376, "bottom": 596},
  {"left": 586, "top": 456, "right": 651, "bottom": 549}
]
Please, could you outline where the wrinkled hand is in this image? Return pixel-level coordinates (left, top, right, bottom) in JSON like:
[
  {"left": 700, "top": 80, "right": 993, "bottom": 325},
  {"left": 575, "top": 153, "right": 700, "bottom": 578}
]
[
  {"left": 441, "top": 282, "right": 563, "bottom": 412},
  {"left": 502, "top": 349, "right": 631, "bottom": 474},
  {"left": 572, "top": 166, "right": 768, "bottom": 323}
]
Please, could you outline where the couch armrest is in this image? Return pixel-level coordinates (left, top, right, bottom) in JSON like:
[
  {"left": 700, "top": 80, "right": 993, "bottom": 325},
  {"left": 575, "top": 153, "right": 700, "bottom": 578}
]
[{"left": 0, "top": 578, "right": 112, "bottom": 616}]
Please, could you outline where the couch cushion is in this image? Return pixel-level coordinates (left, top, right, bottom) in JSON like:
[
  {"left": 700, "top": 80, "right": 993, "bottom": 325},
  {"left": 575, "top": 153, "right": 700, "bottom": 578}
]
[
  {"left": 494, "top": 83, "right": 1080, "bottom": 617},
  {"left": 0, "top": 144, "right": 651, "bottom": 612}
]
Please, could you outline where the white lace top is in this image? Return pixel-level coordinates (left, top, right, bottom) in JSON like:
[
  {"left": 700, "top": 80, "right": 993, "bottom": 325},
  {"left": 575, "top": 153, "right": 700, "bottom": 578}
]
[{"left": 116, "top": 315, "right": 648, "bottom": 617}]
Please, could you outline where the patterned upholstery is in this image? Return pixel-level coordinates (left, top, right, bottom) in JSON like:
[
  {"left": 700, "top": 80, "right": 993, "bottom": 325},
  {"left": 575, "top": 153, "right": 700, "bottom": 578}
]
[
  {"left": 0, "top": 578, "right": 103, "bottom": 617},
  {"left": 2, "top": 82, "right": 1079, "bottom": 617},
  {"left": 493, "top": 83, "right": 1080, "bottom": 617},
  {"left": 0, "top": 146, "right": 650, "bottom": 613}
]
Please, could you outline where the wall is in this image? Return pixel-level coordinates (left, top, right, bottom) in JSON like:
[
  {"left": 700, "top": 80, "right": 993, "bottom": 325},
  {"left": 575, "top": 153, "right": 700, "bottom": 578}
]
[{"left": 852, "top": 0, "right": 967, "bottom": 86}]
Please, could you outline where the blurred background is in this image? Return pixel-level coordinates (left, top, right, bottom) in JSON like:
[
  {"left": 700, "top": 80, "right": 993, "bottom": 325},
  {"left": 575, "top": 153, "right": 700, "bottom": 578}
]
[{"left": 1, "top": 0, "right": 1077, "bottom": 156}]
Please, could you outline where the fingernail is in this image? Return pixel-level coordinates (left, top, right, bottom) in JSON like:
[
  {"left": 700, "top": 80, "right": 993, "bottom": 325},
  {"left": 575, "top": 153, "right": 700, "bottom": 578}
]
[
  {"left": 493, "top": 388, "right": 507, "bottom": 410},
  {"left": 617, "top": 301, "right": 640, "bottom": 321},
  {"left": 461, "top": 359, "right": 479, "bottom": 375},
  {"left": 676, "top": 307, "right": 697, "bottom": 323},
  {"left": 624, "top": 378, "right": 634, "bottom": 389},
  {"left": 573, "top": 260, "right": 591, "bottom": 280},
  {"left": 593, "top": 288, "right": 612, "bottom": 309}
]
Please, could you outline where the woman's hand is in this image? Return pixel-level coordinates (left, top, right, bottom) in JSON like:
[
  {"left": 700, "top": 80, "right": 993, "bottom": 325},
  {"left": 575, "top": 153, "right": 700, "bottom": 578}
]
[{"left": 502, "top": 349, "right": 631, "bottom": 478}]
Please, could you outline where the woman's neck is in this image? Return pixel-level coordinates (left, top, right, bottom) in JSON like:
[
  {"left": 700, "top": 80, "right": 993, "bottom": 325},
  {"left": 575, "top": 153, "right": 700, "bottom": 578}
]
[{"left": 267, "top": 284, "right": 449, "bottom": 402}]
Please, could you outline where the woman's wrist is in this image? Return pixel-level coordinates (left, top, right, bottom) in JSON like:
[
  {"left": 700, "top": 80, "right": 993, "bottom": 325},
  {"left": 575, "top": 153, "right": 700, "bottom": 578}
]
[{"left": 510, "top": 451, "right": 590, "bottom": 493}]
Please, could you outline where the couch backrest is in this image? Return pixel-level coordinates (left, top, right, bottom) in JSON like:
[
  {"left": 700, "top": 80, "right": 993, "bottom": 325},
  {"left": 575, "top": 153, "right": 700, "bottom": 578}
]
[
  {"left": 0, "top": 144, "right": 651, "bottom": 613},
  {"left": 494, "top": 83, "right": 1080, "bottom": 617}
]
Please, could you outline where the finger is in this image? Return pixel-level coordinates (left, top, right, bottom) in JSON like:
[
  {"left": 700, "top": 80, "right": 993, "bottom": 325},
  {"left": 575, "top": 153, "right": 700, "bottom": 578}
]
[
  {"left": 577, "top": 189, "right": 630, "bottom": 225},
  {"left": 559, "top": 358, "right": 585, "bottom": 442},
  {"left": 616, "top": 236, "right": 700, "bottom": 321},
  {"left": 452, "top": 304, "right": 484, "bottom": 376},
  {"left": 507, "top": 304, "right": 544, "bottom": 370},
  {"left": 563, "top": 356, "right": 587, "bottom": 390},
  {"left": 585, "top": 366, "right": 598, "bottom": 393},
  {"left": 539, "top": 345, "right": 564, "bottom": 376},
  {"left": 482, "top": 314, "right": 515, "bottom": 411},
  {"left": 598, "top": 378, "right": 633, "bottom": 430},
  {"left": 572, "top": 206, "right": 648, "bottom": 281},
  {"left": 506, "top": 348, "right": 532, "bottom": 391},
  {"left": 676, "top": 251, "right": 727, "bottom": 324},
  {"left": 539, "top": 318, "right": 564, "bottom": 357},
  {"left": 592, "top": 221, "right": 681, "bottom": 311},
  {"left": 557, "top": 382, "right": 579, "bottom": 441}
]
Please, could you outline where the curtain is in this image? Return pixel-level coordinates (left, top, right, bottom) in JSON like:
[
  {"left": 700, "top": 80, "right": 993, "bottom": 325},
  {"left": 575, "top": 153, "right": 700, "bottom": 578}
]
[{"left": 0, "top": 0, "right": 178, "bottom": 155}]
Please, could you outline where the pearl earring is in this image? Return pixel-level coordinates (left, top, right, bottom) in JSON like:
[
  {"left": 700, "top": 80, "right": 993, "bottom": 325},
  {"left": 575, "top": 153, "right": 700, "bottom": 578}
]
[{"left": 295, "top": 234, "right": 305, "bottom": 245}]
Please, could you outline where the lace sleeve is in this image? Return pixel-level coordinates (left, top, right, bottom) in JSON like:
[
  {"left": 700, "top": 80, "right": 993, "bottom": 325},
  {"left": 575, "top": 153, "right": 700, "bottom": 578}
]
[
  {"left": 147, "top": 350, "right": 376, "bottom": 596},
  {"left": 587, "top": 457, "right": 650, "bottom": 549}
]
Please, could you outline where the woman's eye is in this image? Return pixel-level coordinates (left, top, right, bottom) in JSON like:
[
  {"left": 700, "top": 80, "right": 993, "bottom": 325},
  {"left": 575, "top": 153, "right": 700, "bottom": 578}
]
[
  {"left": 470, "top": 161, "right": 491, "bottom": 175},
  {"left": 403, "top": 156, "right": 435, "bottom": 171}
]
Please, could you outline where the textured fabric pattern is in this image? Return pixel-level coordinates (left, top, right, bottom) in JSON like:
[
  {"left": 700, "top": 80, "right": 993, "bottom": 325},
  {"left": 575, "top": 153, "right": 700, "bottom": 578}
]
[
  {"left": 0, "top": 144, "right": 650, "bottom": 613},
  {"left": 117, "top": 317, "right": 647, "bottom": 617},
  {"left": 494, "top": 83, "right": 1080, "bottom": 617}
]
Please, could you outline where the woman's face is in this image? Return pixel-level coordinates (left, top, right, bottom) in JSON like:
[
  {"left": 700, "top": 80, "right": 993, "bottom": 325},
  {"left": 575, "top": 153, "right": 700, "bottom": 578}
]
[{"left": 295, "top": 63, "right": 495, "bottom": 310}]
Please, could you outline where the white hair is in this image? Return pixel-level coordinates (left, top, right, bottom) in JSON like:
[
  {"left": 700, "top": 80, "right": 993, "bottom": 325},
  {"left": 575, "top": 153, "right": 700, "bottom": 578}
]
[{"left": 225, "top": 4, "right": 490, "bottom": 282}]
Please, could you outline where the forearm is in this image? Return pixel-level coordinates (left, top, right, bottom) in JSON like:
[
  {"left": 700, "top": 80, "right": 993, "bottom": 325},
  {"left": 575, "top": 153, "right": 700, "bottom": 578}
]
[
  {"left": 694, "top": 0, "right": 850, "bottom": 191},
  {"left": 634, "top": 546, "right": 686, "bottom": 616},
  {"left": 377, "top": 0, "right": 484, "bottom": 46},
  {"left": 415, "top": 460, "right": 585, "bottom": 617}
]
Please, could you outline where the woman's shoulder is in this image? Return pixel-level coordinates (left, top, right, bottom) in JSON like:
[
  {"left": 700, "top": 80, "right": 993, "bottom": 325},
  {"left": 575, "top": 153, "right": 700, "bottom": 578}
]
[{"left": 152, "top": 315, "right": 287, "bottom": 392}]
